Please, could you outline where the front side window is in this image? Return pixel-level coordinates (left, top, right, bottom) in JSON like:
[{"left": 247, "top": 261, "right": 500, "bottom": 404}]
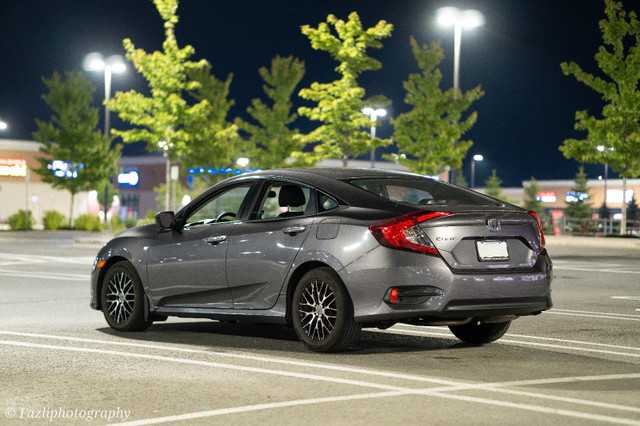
[
  {"left": 347, "top": 177, "right": 501, "bottom": 207},
  {"left": 185, "top": 184, "right": 252, "bottom": 226}
]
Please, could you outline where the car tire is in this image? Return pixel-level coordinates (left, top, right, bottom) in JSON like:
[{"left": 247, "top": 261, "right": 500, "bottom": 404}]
[
  {"left": 448, "top": 320, "right": 511, "bottom": 344},
  {"left": 292, "top": 267, "right": 361, "bottom": 352},
  {"left": 101, "top": 261, "right": 153, "bottom": 332}
]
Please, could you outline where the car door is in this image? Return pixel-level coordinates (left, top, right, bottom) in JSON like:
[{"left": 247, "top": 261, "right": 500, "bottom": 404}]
[
  {"left": 145, "top": 183, "right": 254, "bottom": 309},
  {"left": 225, "top": 181, "right": 315, "bottom": 309}
]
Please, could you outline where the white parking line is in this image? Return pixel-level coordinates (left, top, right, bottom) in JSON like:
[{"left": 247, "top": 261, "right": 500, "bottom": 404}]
[
  {"left": 0, "top": 269, "right": 87, "bottom": 281},
  {"left": 384, "top": 325, "right": 640, "bottom": 358},
  {"left": 552, "top": 265, "right": 640, "bottom": 275},
  {"left": 1, "top": 332, "right": 639, "bottom": 425},
  {"left": 0, "top": 252, "right": 93, "bottom": 266},
  {"left": 546, "top": 309, "right": 640, "bottom": 322}
]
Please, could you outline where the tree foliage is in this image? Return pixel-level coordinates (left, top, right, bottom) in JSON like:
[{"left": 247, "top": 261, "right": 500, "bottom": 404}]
[
  {"left": 523, "top": 176, "right": 544, "bottom": 215},
  {"left": 108, "top": 0, "right": 235, "bottom": 167},
  {"left": 391, "top": 37, "right": 484, "bottom": 175},
  {"left": 564, "top": 166, "right": 593, "bottom": 218},
  {"left": 560, "top": 0, "right": 640, "bottom": 232},
  {"left": 184, "top": 61, "right": 238, "bottom": 170},
  {"left": 236, "top": 55, "right": 306, "bottom": 169},
  {"left": 294, "top": 12, "right": 393, "bottom": 166},
  {"left": 484, "top": 169, "right": 504, "bottom": 201},
  {"left": 32, "top": 71, "right": 120, "bottom": 225}
]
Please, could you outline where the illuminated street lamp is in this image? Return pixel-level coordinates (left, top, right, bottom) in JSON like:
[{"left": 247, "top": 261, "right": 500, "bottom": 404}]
[
  {"left": 159, "top": 139, "right": 174, "bottom": 211},
  {"left": 83, "top": 52, "right": 126, "bottom": 137},
  {"left": 436, "top": 7, "right": 484, "bottom": 98},
  {"left": 362, "top": 107, "right": 387, "bottom": 168},
  {"left": 0, "top": 120, "right": 7, "bottom": 131},
  {"left": 470, "top": 154, "right": 483, "bottom": 189},
  {"left": 597, "top": 145, "right": 614, "bottom": 206},
  {"left": 83, "top": 52, "right": 126, "bottom": 221},
  {"left": 236, "top": 157, "right": 250, "bottom": 168},
  {"left": 437, "top": 7, "right": 483, "bottom": 184}
]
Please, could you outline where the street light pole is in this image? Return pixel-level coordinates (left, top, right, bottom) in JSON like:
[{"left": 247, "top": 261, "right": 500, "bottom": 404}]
[
  {"left": 436, "top": 7, "right": 484, "bottom": 183},
  {"left": 362, "top": 107, "right": 386, "bottom": 168},
  {"left": 83, "top": 52, "right": 126, "bottom": 221},
  {"left": 470, "top": 154, "right": 483, "bottom": 189},
  {"left": 597, "top": 145, "right": 613, "bottom": 208}
]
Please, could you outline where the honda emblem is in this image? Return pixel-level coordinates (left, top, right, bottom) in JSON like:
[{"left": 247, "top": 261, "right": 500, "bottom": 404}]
[{"left": 487, "top": 218, "right": 501, "bottom": 232}]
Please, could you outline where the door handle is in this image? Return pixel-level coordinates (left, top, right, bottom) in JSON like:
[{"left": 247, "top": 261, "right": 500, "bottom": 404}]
[
  {"left": 282, "top": 226, "right": 306, "bottom": 235},
  {"left": 204, "top": 235, "right": 227, "bottom": 245}
]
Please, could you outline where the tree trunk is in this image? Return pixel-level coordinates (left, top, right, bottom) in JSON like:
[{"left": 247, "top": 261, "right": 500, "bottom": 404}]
[
  {"left": 69, "top": 192, "right": 75, "bottom": 228},
  {"left": 620, "top": 176, "right": 627, "bottom": 235}
]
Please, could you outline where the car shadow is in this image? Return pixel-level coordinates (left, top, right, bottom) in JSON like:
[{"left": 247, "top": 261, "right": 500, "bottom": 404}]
[{"left": 95, "top": 320, "right": 472, "bottom": 355}]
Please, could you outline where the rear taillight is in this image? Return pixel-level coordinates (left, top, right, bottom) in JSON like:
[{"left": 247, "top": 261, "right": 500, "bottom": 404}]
[
  {"left": 526, "top": 210, "right": 546, "bottom": 253},
  {"left": 369, "top": 211, "right": 451, "bottom": 256}
]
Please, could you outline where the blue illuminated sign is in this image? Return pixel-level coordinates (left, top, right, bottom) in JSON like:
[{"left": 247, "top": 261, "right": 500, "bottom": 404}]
[{"left": 117, "top": 169, "right": 140, "bottom": 188}]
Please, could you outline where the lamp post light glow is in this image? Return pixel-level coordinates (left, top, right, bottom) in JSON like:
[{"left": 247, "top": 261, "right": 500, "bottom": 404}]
[
  {"left": 362, "top": 107, "right": 387, "bottom": 168},
  {"left": 436, "top": 7, "right": 484, "bottom": 97},
  {"left": 83, "top": 52, "right": 126, "bottom": 137},
  {"left": 597, "top": 145, "right": 614, "bottom": 206},
  {"left": 0, "top": 120, "right": 7, "bottom": 131},
  {"left": 83, "top": 52, "right": 126, "bottom": 221},
  {"left": 470, "top": 154, "right": 483, "bottom": 189},
  {"left": 436, "top": 7, "right": 483, "bottom": 184}
]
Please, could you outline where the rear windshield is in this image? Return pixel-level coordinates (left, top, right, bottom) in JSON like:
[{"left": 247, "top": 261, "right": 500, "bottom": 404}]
[{"left": 346, "top": 177, "right": 502, "bottom": 207}]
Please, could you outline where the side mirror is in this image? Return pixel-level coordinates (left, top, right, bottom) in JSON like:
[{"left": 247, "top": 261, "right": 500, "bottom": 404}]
[{"left": 154, "top": 211, "right": 175, "bottom": 229}]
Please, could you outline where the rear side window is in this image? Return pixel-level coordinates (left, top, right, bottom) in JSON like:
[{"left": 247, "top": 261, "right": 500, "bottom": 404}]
[
  {"left": 255, "top": 183, "right": 311, "bottom": 219},
  {"left": 347, "top": 177, "right": 501, "bottom": 207}
]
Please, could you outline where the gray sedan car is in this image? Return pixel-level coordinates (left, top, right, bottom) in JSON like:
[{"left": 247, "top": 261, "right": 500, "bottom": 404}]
[{"left": 91, "top": 168, "right": 552, "bottom": 352}]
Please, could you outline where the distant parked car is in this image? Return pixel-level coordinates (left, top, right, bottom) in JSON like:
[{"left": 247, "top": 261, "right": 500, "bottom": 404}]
[{"left": 91, "top": 168, "right": 552, "bottom": 352}]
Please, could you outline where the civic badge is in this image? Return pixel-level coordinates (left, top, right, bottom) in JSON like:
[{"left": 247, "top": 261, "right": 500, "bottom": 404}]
[{"left": 487, "top": 218, "right": 501, "bottom": 232}]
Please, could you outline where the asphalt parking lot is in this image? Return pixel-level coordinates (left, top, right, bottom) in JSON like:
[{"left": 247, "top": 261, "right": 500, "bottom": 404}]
[{"left": 0, "top": 231, "right": 638, "bottom": 425}]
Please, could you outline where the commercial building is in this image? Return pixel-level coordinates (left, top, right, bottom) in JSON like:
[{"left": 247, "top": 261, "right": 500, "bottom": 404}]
[{"left": 1, "top": 138, "right": 638, "bottom": 228}]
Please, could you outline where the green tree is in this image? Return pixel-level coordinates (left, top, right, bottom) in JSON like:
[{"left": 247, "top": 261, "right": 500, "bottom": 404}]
[
  {"left": 456, "top": 170, "right": 469, "bottom": 188},
  {"left": 627, "top": 195, "right": 639, "bottom": 221},
  {"left": 484, "top": 169, "right": 504, "bottom": 201},
  {"left": 560, "top": 0, "right": 640, "bottom": 234},
  {"left": 598, "top": 202, "right": 611, "bottom": 219},
  {"left": 184, "top": 61, "right": 238, "bottom": 173},
  {"left": 390, "top": 37, "right": 484, "bottom": 175},
  {"left": 523, "top": 177, "right": 544, "bottom": 215},
  {"left": 564, "top": 166, "right": 593, "bottom": 218},
  {"left": 236, "top": 55, "right": 306, "bottom": 169},
  {"left": 108, "top": 0, "right": 235, "bottom": 207},
  {"left": 294, "top": 12, "right": 393, "bottom": 166},
  {"left": 32, "top": 71, "right": 120, "bottom": 226}
]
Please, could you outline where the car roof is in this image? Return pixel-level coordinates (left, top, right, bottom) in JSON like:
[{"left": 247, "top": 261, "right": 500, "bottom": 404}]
[{"left": 248, "top": 167, "right": 420, "bottom": 181}]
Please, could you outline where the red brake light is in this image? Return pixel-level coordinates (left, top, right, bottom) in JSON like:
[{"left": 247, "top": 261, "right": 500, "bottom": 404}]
[
  {"left": 526, "top": 211, "right": 546, "bottom": 253},
  {"left": 389, "top": 288, "right": 399, "bottom": 303},
  {"left": 369, "top": 211, "right": 451, "bottom": 256}
]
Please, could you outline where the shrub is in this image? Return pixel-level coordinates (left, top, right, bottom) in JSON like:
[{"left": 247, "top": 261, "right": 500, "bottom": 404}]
[
  {"left": 9, "top": 210, "right": 34, "bottom": 230},
  {"left": 124, "top": 216, "right": 138, "bottom": 229},
  {"left": 43, "top": 210, "right": 67, "bottom": 230},
  {"left": 74, "top": 214, "right": 103, "bottom": 231}
]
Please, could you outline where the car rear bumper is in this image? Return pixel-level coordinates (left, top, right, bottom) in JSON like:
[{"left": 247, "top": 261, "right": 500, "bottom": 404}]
[{"left": 342, "top": 246, "right": 553, "bottom": 323}]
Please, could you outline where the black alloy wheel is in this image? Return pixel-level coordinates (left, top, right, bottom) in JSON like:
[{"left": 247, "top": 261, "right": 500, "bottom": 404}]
[
  {"left": 292, "top": 267, "right": 361, "bottom": 352},
  {"left": 101, "top": 261, "right": 153, "bottom": 332}
]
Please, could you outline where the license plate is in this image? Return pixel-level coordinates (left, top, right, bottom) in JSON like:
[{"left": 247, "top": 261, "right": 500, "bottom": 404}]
[{"left": 476, "top": 240, "right": 509, "bottom": 261}]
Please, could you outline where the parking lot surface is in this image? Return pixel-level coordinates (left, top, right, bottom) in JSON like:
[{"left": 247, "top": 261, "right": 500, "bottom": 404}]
[{"left": 0, "top": 231, "right": 639, "bottom": 425}]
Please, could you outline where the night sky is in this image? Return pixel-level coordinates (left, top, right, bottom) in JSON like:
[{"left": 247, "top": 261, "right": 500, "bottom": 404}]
[{"left": 1, "top": 0, "right": 636, "bottom": 186}]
